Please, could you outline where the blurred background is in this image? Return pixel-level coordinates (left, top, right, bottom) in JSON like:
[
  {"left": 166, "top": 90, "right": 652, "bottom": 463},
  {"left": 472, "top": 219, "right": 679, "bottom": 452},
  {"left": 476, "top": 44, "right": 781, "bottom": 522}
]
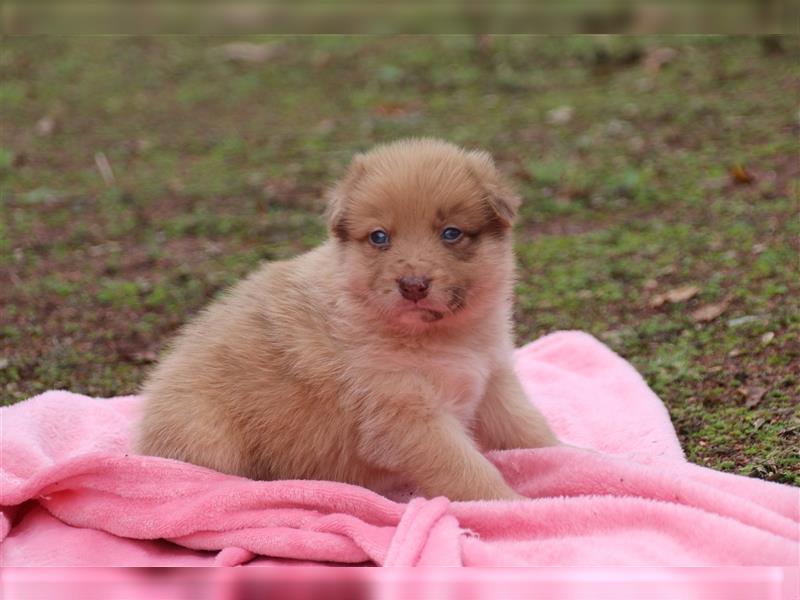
[{"left": 1, "top": 36, "right": 797, "bottom": 484}]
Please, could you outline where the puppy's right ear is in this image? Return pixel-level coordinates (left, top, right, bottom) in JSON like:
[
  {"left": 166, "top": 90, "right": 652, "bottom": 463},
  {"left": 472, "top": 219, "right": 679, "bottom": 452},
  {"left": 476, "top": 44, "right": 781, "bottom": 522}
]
[
  {"left": 325, "top": 154, "right": 367, "bottom": 241},
  {"left": 465, "top": 150, "right": 521, "bottom": 229}
]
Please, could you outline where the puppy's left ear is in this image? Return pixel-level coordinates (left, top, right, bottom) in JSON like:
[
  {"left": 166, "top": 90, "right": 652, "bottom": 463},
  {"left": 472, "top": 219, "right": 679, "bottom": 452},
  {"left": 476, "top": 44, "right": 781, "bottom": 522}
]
[
  {"left": 466, "top": 150, "right": 521, "bottom": 228},
  {"left": 325, "top": 154, "right": 367, "bottom": 241}
]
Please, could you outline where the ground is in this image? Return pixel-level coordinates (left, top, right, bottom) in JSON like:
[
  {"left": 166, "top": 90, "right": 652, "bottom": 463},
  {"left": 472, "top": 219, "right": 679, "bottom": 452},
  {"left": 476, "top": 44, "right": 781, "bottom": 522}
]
[{"left": 1, "top": 36, "right": 798, "bottom": 485}]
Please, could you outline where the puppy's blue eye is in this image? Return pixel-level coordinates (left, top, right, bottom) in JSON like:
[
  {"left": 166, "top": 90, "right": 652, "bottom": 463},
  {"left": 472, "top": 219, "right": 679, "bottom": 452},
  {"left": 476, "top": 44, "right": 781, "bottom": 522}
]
[
  {"left": 441, "top": 227, "right": 463, "bottom": 242},
  {"left": 369, "top": 229, "right": 390, "bottom": 247}
]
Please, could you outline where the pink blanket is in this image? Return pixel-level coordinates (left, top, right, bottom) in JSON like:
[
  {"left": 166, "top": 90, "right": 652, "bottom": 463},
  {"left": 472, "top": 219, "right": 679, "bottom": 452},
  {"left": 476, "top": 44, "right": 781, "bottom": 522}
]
[{"left": 2, "top": 331, "right": 797, "bottom": 566}]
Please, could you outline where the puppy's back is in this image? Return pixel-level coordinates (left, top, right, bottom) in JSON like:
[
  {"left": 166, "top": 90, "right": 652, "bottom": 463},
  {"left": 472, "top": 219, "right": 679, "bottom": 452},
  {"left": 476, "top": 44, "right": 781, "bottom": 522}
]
[{"left": 135, "top": 246, "right": 344, "bottom": 478}]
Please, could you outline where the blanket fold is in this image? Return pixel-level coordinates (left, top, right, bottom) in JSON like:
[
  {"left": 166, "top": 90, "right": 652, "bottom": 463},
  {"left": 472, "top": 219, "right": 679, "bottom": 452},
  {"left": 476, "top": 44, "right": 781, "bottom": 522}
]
[{"left": 2, "top": 331, "right": 797, "bottom": 566}]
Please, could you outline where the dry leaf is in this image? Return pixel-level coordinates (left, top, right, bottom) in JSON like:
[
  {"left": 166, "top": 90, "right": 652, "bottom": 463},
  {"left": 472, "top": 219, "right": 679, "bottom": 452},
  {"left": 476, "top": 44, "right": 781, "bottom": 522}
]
[
  {"left": 642, "top": 47, "right": 677, "bottom": 73},
  {"left": 167, "top": 178, "right": 185, "bottom": 195},
  {"left": 730, "top": 164, "right": 754, "bottom": 185},
  {"left": 35, "top": 116, "right": 56, "bottom": 136},
  {"left": 760, "top": 331, "right": 775, "bottom": 345},
  {"left": 210, "top": 42, "right": 285, "bottom": 63},
  {"left": 666, "top": 285, "right": 699, "bottom": 302},
  {"left": 692, "top": 302, "right": 729, "bottom": 323},
  {"left": 372, "top": 101, "right": 423, "bottom": 118},
  {"left": 741, "top": 386, "right": 767, "bottom": 409},
  {"left": 650, "top": 285, "right": 699, "bottom": 307},
  {"left": 546, "top": 105, "right": 574, "bottom": 125},
  {"left": 656, "top": 264, "right": 677, "bottom": 276},
  {"left": 475, "top": 33, "right": 494, "bottom": 53},
  {"left": 246, "top": 171, "right": 265, "bottom": 187}
]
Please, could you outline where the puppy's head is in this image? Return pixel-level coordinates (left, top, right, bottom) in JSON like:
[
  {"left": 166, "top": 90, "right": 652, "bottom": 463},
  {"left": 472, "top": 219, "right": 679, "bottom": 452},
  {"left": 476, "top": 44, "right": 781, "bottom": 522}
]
[{"left": 327, "top": 138, "right": 520, "bottom": 332}]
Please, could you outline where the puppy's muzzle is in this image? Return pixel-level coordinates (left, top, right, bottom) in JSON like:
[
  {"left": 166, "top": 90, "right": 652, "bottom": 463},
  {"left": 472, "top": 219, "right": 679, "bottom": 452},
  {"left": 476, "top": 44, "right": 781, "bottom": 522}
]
[{"left": 397, "top": 276, "right": 431, "bottom": 301}]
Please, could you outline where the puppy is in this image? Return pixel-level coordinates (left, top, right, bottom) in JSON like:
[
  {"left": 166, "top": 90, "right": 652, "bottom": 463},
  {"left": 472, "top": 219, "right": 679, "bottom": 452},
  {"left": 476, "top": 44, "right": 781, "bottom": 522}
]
[{"left": 136, "top": 138, "right": 560, "bottom": 501}]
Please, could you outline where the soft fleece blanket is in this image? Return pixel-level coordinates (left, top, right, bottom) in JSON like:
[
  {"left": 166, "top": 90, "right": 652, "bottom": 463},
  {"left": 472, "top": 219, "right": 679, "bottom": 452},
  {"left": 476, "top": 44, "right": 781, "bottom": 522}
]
[{"left": 2, "top": 331, "right": 797, "bottom": 566}]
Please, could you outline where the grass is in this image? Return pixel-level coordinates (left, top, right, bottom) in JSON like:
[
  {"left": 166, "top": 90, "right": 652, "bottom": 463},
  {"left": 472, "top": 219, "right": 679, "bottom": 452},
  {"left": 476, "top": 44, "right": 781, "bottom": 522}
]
[{"left": 1, "top": 35, "right": 798, "bottom": 485}]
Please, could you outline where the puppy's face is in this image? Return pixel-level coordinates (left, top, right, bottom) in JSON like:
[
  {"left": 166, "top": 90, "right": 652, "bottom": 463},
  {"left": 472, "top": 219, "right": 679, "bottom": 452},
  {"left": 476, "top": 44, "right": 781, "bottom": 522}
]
[{"left": 328, "top": 139, "right": 520, "bottom": 332}]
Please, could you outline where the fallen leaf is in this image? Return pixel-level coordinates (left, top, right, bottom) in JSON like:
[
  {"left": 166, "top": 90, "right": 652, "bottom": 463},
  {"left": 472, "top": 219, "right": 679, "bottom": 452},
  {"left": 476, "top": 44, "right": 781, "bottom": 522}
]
[
  {"left": 740, "top": 386, "right": 767, "bottom": 409},
  {"left": 35, "top": 116, "right": 56, "bottom": 136},
  {"left": 730, "top": 164, "right": 754, "bottom": 185},
  {"left": 753, "top": 417, "right": 766, "bottom": 431},
  {"left": 692, "top": 301, "right": 729, "bottom": 323},
  {"left": 135, "top": 138, "right": 153, "bottom": 153},
  {"left": 246, "top": 171, "right": 265, "bottom": 187},
  {"left": 372, "top": 101, "right": 423, "bottom": 118},
  {"left": 642, "top": 47, "right": 677, "bottom": 73},
  {"left": 666, "top": 285, "right": 700, "bottom": 302},
  {"left": 167, "top": 178, "right": 185, "bottom": 195},
  {"left": 760, "top": 331, "right": 775, "bottom": 345},
  {"left": 650, "top": 285, "right": 699, "bottom": 307},
  {"left": 605, "top": 118, "right": 632, "bottom": 136},
  {"left": 778, "top": 425, "right": 800, "bottom": 436},
  {"left": 203, "top": 241, "right": 224, "bottom": 256},
  {"left": 656, "top": 264, "right": 677, "bottom": 276},
  {"left": 475, "top": 33, "right": 494, "bottom": 54},
  {"left": 210, "top": 42, "right": 285, "bottom": 63},
  {"left": 546, "top": 105, "right": 573, "bottom": 126}
]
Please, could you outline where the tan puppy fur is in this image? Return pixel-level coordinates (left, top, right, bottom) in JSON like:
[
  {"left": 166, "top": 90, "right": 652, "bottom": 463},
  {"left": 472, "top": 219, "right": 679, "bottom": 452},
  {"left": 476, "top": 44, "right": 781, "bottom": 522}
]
[{"left": 136, "top": 138, "right": 559, "bottom": 501}]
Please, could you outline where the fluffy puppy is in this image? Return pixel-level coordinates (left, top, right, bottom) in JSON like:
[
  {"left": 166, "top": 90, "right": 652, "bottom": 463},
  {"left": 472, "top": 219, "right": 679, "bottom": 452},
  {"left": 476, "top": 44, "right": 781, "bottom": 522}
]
[{"left": 136, "top": 138, "right": 559, "bottom": 501}]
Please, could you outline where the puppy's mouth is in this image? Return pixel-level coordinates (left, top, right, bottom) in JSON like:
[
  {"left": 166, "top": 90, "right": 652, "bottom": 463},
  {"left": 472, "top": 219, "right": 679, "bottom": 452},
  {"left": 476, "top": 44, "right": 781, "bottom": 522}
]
[
  {"left": 395, "top": 287, "right": 466, "bottom": 323},
  {"left": 407, "top": 305, "right": 444, "bottom": 322}
]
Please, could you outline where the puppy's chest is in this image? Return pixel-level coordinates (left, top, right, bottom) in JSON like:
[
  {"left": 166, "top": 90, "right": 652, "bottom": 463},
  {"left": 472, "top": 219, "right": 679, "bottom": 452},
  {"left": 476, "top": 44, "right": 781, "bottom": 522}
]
[{"left": 418, "top": 352, "right": 491, "bottom": 424}]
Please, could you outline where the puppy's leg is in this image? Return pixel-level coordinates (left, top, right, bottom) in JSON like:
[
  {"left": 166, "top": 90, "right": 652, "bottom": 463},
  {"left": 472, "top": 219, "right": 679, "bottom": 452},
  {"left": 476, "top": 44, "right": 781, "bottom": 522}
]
[
  {"left": 474, "top": 364, "right": 560, "bottom": 450},
  {"left": 354, "top": 382, "right": 522, "bottom": 501}
]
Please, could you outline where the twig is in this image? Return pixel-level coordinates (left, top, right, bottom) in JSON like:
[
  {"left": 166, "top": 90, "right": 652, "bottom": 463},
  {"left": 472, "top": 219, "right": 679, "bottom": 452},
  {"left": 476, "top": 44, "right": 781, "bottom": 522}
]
[{"left": 94, "top": 152, "right": 116, "bottom": 186}]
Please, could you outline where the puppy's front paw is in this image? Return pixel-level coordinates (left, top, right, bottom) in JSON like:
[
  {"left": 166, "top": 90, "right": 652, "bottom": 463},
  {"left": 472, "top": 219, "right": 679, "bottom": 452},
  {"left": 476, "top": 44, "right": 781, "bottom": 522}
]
[
  {"left": 457, "top": 484, "right": 527, "bottom": 502},
  {"left": 504, "top": 491, "right": 529, "bottom": 502}
]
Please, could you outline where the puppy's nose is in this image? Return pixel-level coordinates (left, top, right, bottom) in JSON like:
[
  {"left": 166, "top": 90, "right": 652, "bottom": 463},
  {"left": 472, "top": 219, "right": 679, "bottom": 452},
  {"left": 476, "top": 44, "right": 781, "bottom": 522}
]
[{"left": 398, "top": 276, "right": 431, "bottom": 301}]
